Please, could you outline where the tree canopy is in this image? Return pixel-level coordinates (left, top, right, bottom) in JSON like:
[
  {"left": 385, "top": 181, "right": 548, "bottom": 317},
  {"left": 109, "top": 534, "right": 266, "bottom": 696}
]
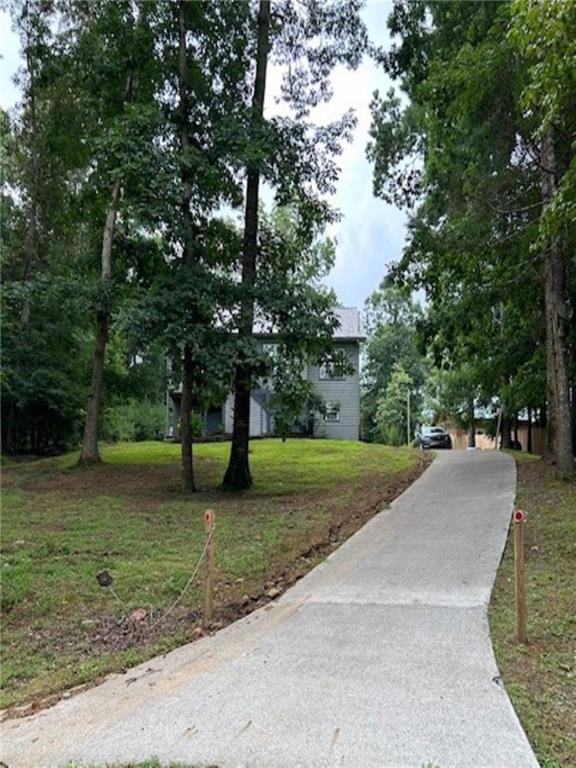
[{"left": 366, "top": 0, "right": 575, "bottom": 477}]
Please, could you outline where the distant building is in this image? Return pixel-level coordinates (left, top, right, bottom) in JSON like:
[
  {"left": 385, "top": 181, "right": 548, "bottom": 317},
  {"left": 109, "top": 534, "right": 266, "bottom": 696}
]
[{"left": 167, "top": 307, "right": 364, "bottom": 440}]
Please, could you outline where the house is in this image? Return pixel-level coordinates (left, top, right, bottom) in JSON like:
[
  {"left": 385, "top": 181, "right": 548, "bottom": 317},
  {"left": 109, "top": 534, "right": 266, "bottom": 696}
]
[{"left": 167, "top": 307, "right": 364, "bottom": 441}]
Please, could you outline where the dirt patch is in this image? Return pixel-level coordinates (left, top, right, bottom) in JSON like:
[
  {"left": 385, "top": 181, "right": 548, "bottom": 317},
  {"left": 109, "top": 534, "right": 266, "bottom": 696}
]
[{"left": 20, "top": 460, "right": 221, "bottom": 499}]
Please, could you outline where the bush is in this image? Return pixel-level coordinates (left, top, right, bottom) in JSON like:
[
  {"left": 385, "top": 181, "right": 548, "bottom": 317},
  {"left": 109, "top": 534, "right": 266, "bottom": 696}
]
[
  {"left": 190, "top": 411, "right": 203, "bottom": 438},
  {"left": 176, "top": 411, "right": 203, "bottom": 439},
  {"left": 102, "top": 400, "right": 166, "bottom": 442}
]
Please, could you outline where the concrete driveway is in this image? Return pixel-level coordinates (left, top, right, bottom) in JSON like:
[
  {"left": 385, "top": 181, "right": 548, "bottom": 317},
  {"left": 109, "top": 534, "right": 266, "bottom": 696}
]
[{"left": 1, "top": 450, "right": 539, "bottom": 768}]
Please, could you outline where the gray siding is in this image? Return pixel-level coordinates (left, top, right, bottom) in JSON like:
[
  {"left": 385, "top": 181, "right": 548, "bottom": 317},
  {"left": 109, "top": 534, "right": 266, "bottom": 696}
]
[
  {"left": 185, "top": 338, "right": 361, "bottom": 441},
  {"left": 308, "top": 343, "right": 360, "bottom": 440}
]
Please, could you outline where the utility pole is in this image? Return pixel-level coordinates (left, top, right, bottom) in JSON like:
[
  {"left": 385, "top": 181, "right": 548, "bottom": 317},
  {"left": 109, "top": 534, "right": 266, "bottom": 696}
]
[{"left": 407, "top": 389, "right": 411, "bottom": 446}]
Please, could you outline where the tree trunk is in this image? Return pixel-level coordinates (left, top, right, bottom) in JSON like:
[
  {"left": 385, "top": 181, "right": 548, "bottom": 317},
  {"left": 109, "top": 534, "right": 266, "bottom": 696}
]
[
  {"left": 501, "top": 412, "right": 512, "bottom": 450},
  {"left": 177, "top": 0, "right": 197, "bottom": 492},
  {"left": 180, "top": 348, "right": 196, "bottom": 492},
  {"left": 21, "top": 50, "right": 39, "bottom": 315},
  {"left": 5, "top": 404, "right": 17, "bottom": 454},
  {"left": 544, "top": 372, "right": 556, "bottom": 463},
  {"left": 18, "top": 48, "right": 39, "bottom": 347},
  {"left": 541, "top": 127, "right": 574, "bottom": 479},
  {"left": 572, "top": 386, "right": 576, "bottom": 457},
  {"left": 223, "top": 0, "right": 271, "bottom": 490},
  {"left": 467, "top": 397, "right": 476, "bottom": 448},
  {"left": 527, "top": 407, "right": 533, "bottom": 454},
  {"left": 79, "top": 180, "right": 121, "bottom": 465}
]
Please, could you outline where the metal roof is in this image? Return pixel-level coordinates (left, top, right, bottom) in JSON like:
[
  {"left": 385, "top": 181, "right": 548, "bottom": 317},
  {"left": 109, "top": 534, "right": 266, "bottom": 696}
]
[
  {"left": 253, "top": 307, "right": 364, "bottom": 341},
  {"left": 332, "top": 307, "right": 364, "bottom": 340}
]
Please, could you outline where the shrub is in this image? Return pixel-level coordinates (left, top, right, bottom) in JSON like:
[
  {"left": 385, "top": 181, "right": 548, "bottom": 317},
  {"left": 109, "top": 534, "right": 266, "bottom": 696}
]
[{"left": 102, "top": 400, "right": 166, "bottom": 442}]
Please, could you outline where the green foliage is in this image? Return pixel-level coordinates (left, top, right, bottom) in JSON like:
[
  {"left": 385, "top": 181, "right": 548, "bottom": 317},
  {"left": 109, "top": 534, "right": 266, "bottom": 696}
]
[
  {"left": 192, "top": 412, "right": 204, "bottom": 439},
  {"left": 424, "top": 365, "right": 477, "bottom": 429},
  {"left": 101, "top": 400, "right": 166, "bottom": 443},
  {"left": 267, "top": 367, "right": 322, "bottom": 441},
  {"left": 1, "top": 275, "right": 91, "bottom": 453},
  {"left": 509, "top": 0, "right": 576, "bottom": 244},
  {"left": 3, "top": 0, "right": 368, "bottom": 480},
  {"left": 375, "top": 363, "right": 413, "bottom": 446},
  {"left": 362, "top": 283, "right": 426, "bottom": 442},
  {"left": 367, "top": 0, "right": 575, "bottom": 447}
]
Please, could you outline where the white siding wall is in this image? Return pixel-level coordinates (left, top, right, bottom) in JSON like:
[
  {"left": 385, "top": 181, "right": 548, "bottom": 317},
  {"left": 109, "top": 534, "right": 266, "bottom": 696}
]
[
  {"left": 224, "top": 394, "right": 234, "bottom": 434},
  {"left": 223, "top": 393, "right": 268, "bottom": 437}
]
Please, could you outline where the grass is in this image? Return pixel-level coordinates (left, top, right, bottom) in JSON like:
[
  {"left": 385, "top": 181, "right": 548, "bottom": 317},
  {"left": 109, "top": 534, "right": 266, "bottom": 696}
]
[
  {"left": 489, "top": 454, "right": 576, "bottom": 768},
  {"left": 1, "top": 438, "right": 425, "bottom": 712}
]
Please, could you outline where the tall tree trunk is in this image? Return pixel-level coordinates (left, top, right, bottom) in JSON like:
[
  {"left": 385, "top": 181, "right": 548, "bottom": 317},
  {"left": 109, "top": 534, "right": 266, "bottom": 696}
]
[
  {"left": 467, "top": 397, "right": 476, "bottom": 448},
  {"left": 177, "top": 0, "right": 197, "bottom": 492},
  {"left": 501, "top": 412, "right": 512, "bottom": 450},
  {"left": 541, "top": 127, "right": 574, "bottom": 479},
  {"left": 572, "top": 387, "right": 576, "bottom": 457},
  {"left": 5, "top": 404, "right": 17, "bottom": 454},
  {"left": 180, "top": 348, "right": 196, "bottom": 492},
  {"left": 79, "top": 180, "right": 121, "bottom": 465},
  {"left": 15, "top": 50, "right": 39, "bottom": 452},
  {"left": 21, "top": 49, "right": 39, "bottom": 326},
  {"left": 223, "top": 0, "right": 271, "bottom": 490},
  {"left": 544, "top": 373, "right": 556, "bottom": 463},
  {"left": 527, "top": 407, "right": 533, "bottom": 454}
]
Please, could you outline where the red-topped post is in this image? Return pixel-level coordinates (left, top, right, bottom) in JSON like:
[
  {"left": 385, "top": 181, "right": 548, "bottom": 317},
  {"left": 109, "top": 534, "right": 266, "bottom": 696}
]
[
  {"left": 513, "top": 508, "right": 527, "bottom": 644},
  {"left": 204, "top": 509, "right": 215, "bottom": 625}
]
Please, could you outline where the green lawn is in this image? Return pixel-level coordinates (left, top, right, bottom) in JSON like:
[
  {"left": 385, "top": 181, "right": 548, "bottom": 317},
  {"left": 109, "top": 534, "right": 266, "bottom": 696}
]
[
  {"left": 1, "top": 438, "right": 424, "bottom": 712},
  {"left": 490, "top": 455, "right": 576, "bottom": 768}
]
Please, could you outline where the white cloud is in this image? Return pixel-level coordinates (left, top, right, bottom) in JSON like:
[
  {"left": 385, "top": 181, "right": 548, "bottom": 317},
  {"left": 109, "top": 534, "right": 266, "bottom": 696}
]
[{"left": 266, "top": 0, "right": 407, "bottom": 310}]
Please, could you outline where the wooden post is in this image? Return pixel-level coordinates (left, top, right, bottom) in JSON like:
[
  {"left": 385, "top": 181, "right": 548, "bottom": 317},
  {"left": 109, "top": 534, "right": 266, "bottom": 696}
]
[
  {"left": 203, "top": 509, "right": 215, "bottom": 625},
  {"left": 513, "top": 508, "right": 527, "bottom": 644}
]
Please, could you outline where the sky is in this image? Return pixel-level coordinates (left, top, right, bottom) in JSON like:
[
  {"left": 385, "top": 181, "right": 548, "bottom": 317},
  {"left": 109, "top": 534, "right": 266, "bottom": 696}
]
[{"left": 0, "top": 0, "right": 407, "bottom": 312}]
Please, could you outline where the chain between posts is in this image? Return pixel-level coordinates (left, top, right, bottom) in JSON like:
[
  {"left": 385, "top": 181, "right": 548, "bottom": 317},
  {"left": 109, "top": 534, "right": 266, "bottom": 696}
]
[{"left": 151, "top": 511, "right": 215, "bottom": 628}]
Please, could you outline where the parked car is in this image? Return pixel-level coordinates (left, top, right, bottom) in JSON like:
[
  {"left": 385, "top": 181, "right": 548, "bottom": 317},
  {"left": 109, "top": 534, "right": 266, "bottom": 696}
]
[{"left": 414, "top": 425, "right": 452, "bottom": 450}]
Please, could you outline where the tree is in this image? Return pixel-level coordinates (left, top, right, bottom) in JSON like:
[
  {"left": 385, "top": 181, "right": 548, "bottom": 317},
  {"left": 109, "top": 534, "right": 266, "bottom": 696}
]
[
  {"left": 424, "top": 365, "right": 480, "bottom": 448},
  {"left": 142, "top": 0, "right": 250, "bottom": 491},
  {"left": 70, "top": 1, "right": 161, "bottom": 464},
  {"left": 2, "top": 1, "right": 93, "bottom": 454},
  {"left": 223, "top": 0, "right": 367, "bottom": 489},
  {"left": 362, "top": 283, "right": 426, "bottom": 442},
  {"left": 223, "top": 0, "right": 272, "bottom": 490},
  {"left": 510, "top": 0, "right": 575, "bottom": 478},
  {"left": 367, "top": 0, "right": 574, "bottom": 476},
  {"left": 110, "top": 1, "right": 253, "bottom": 491},
  {"left": 255, "top": 206, "right": 343, "bottom": 441},
  {"left": 375, "top": 362, "right": 413, "bottom": 446}
]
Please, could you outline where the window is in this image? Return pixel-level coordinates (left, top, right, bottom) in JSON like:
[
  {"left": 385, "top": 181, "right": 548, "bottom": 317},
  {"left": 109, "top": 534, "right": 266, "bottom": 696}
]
[
  {"left": 319, "top": 348, "right": 347, "bottom": 380},
  {"left": 324, "top": 401, "right": 340, "bottom": 422}
]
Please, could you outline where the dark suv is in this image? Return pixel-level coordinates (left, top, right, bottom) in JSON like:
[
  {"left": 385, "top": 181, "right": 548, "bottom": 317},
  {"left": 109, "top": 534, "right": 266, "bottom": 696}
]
[{"left": 414, "top": 426, "right": 452, "bottom": 450}]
